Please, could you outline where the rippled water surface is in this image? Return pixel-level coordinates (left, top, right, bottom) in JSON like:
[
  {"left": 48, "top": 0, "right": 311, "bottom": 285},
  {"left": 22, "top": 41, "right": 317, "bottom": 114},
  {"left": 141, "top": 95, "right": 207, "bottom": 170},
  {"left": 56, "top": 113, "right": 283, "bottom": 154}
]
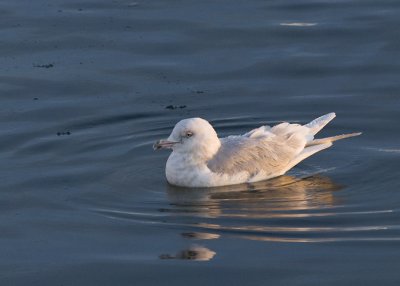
[{"left": 1, "top": 0, "right": 400, "bottom": 285}]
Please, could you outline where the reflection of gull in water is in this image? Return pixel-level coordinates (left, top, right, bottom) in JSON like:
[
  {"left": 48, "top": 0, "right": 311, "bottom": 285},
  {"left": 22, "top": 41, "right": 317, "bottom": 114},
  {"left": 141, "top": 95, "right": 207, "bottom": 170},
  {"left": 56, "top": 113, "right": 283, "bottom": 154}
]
[
  {"left": 160, "top": 245, "right": 216, "bottom": 261},
  {"left": 167, "top": 174, "right": 342, "bottom": 217},
  {"left": 181, "top": 232, "right": 220, "bottom": 240},
  {"left": 154, "top": 113, "right": 360, "bottom": 187},
  {"left": 166, "top": 174, "right": 343, "bottom": 243}
]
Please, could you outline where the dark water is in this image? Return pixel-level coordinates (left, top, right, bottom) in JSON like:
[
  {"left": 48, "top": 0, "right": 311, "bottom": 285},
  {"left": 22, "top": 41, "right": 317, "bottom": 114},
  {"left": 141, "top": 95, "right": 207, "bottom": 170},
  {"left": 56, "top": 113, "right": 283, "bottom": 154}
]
[{"left": 1, "top": 0, "right": 400, "bottom": 285}]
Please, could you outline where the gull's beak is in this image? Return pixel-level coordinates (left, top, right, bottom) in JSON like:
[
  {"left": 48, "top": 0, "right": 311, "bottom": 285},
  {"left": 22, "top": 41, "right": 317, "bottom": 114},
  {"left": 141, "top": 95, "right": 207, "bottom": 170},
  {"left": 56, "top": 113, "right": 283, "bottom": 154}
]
[{"left": 153, "top": 139, "right": 179, "bottom": 150}]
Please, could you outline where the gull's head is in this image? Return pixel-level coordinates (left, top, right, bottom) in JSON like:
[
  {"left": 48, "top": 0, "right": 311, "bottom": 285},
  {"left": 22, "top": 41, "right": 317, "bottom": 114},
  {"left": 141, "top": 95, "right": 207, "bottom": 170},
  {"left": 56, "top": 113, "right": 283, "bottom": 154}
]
[{"left": 153, "top": 118, "right": 221, "bottom": 161}]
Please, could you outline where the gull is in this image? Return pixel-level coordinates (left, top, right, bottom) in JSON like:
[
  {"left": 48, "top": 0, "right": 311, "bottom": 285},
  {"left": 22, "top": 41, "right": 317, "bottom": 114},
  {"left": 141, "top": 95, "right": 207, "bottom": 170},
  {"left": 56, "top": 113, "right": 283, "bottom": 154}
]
[{"left": 154, "top": 113, "right": 361, "bottom": 187}]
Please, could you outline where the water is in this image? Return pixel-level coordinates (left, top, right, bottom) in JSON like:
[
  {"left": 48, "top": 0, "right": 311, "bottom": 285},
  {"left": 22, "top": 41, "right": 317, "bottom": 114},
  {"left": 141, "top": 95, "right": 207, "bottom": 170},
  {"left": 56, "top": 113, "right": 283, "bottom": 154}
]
[{"left": 1, "top": 0, "right": 400, "bottom": 285}]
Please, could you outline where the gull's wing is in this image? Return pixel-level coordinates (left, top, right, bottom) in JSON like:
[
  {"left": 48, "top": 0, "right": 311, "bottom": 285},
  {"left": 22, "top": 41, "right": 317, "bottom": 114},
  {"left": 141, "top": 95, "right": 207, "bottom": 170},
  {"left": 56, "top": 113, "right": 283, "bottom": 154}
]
[
  {"left": 209, "top": 119, "right": 313, "bottom": 178},
  {"left": 243, "top": 125, "right": 273, "bottom": 139},
  {"left": 208, "top": 113, "right": 360, "bottom": 181},
  {"left": 207, "top": 134, "right": 306, "bottom": 179},
  {"left": 304, "top": 112, "right": 336, "bottom": 136},
  {"left": 243, "top": 112, "right": 337, "bottom": 142}
]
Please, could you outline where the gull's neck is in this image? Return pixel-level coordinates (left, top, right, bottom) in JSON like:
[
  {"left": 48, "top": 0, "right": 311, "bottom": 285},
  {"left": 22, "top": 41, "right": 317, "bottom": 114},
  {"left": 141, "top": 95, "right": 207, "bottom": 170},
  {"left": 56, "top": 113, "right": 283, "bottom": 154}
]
[{"left": 176, "top": 137, "right": 221, "bottom": 165}]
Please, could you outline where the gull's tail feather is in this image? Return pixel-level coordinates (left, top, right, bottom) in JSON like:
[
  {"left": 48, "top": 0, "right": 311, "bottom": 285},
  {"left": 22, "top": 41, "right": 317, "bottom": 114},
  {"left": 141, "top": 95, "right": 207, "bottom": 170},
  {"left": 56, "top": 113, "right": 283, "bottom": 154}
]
[
  {"left": 283, "top": 128, "right": 361, "bottom": 175},
  {"left": 306, "top": 132, "right": 362, "bottom": 147},
  {"left": 281, "top": 142, "right": 333, "bottom": 174},
  {"left": 305, "top": 112, "right": 336, "bottom": 136}
]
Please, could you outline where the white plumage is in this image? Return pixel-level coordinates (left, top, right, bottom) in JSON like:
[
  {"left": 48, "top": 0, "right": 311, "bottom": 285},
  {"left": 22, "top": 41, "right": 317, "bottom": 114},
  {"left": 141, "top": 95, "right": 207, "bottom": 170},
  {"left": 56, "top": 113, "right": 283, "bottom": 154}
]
[{"left": 153, "top": 113, "right": 361, "bottom": 187}]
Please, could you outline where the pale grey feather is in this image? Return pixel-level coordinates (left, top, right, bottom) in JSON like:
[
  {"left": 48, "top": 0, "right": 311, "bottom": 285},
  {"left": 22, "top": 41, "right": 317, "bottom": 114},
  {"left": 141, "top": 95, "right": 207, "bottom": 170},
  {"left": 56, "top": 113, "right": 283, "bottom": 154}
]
[
  {"left": 207, "top": 132, "right": 306, "bottom": 178},
  {"left": 305, "top": 112, "right": 336, "bottom": 135},
  {"left": 306, "top": 132, "right": 362, "bottom": 147}
]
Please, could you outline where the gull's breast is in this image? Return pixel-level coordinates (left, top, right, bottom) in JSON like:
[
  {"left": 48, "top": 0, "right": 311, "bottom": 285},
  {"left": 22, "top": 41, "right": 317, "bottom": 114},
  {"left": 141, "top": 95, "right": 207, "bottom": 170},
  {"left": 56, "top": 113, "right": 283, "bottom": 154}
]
[
  {"left": 165, "top": 152, "right": 255, "bottom": 187},
  {"left": 166, "top": 153, "right": 211, "bottom": 187},
  {"left": 166, "top": 152, "right": 251, "bottom": 187}
]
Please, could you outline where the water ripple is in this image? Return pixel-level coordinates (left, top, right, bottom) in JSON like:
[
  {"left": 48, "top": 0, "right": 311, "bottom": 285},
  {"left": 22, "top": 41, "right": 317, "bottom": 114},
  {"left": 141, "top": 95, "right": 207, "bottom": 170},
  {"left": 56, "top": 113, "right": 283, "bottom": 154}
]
[{"left": 88, "top": 173, "right": 400, "bottom": 244}]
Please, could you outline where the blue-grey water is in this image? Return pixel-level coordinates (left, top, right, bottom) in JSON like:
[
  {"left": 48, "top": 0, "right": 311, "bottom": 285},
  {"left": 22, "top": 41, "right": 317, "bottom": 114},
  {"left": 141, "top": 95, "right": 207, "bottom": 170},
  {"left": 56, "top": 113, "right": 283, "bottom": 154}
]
[{"left": 1, "top": 0, "right": 400, "bottom": 285}]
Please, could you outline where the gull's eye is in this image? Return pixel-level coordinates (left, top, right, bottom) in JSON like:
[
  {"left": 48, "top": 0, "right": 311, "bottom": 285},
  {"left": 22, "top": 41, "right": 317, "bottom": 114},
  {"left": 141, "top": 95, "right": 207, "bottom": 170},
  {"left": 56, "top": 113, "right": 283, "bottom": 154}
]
[{"left": 185, "top": 131, "right": 194, "bottom": 138}]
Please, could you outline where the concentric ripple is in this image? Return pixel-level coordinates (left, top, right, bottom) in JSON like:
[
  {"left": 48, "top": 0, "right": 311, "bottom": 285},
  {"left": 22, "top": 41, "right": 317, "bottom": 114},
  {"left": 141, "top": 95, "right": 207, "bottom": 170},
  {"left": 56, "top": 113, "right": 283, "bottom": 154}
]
[{"left": 80, "top": 114, "right": 399, "bottom": 245}]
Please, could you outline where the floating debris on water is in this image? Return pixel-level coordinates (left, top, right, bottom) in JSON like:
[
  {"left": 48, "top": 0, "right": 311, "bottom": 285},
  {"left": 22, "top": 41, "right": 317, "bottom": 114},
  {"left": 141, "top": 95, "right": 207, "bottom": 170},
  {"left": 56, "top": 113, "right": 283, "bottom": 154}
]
[
  {"left": 33, "top": 63, "right": 54, "bottom": 68},
  {"left": 165, "top": 105, "right": 187, "bottom": 110}
]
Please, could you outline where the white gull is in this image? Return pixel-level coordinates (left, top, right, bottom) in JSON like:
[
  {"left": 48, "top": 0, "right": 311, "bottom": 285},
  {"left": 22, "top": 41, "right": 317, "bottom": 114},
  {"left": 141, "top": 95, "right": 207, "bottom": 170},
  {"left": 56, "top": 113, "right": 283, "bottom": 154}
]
[{"left": 154, "top": 113, "right": 361, "bottom": 187}]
